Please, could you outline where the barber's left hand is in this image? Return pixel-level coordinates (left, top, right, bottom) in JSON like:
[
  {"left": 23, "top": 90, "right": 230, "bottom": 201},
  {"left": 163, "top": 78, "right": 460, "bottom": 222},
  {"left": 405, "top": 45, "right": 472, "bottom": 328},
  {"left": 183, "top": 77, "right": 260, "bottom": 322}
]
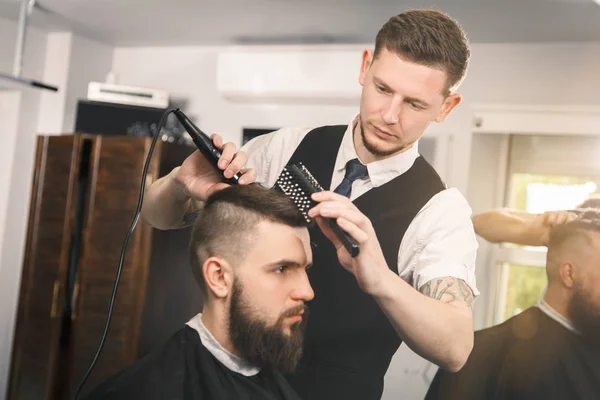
[{"left": 308, "top": 191, "right": 389, "bottom": 294}]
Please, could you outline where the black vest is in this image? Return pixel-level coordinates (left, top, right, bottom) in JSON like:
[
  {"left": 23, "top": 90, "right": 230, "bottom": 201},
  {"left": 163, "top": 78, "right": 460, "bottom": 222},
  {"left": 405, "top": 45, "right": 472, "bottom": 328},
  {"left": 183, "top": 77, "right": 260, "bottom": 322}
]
[{"left": 284, "top": 125, "right": 446, "bottom": 400}]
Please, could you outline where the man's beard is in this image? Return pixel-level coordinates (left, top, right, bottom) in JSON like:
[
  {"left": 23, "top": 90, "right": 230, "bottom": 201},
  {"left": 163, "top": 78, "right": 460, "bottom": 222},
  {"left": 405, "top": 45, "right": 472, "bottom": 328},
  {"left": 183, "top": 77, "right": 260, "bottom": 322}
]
[
  {"left": 359, "top": 120, "right": 405, "bottom": 158},
  {"left": 568, "top": 285, "right": 600, "bottom": 347},
  {"left": 228, "top": 280, "right": 309, "bottom": 373}
]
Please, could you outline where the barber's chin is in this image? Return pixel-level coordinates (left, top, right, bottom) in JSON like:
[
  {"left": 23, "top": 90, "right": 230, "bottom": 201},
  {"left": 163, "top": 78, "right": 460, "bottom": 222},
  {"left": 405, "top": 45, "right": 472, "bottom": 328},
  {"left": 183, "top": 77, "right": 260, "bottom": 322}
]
[{"left": 364, "top": 138, "right": 398, "bottom": 157}]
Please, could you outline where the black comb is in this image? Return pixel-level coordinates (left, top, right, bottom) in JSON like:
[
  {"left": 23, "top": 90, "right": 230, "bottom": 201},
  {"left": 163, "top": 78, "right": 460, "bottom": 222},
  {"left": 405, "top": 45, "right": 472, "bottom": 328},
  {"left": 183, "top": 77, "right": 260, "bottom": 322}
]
[{"left": 274, "top": 163, "right": 360, "bottom": 257}]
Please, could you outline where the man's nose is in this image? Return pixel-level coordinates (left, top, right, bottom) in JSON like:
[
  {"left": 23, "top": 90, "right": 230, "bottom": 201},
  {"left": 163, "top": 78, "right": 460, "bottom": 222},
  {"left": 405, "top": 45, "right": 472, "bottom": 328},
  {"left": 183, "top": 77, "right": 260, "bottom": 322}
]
[
  {"left": 381, "top": 97, "right": 401, "bottom": 124},
  {"left": 291, "top": 270, "right": 314, "bottom": 301}
]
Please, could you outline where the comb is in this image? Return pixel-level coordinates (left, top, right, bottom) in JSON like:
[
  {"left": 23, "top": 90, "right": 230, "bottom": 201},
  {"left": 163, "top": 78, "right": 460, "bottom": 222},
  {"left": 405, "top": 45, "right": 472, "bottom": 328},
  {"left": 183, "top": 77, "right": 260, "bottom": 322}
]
[{"left": 274, "top": 163, "right": 360, "bottom": 257}]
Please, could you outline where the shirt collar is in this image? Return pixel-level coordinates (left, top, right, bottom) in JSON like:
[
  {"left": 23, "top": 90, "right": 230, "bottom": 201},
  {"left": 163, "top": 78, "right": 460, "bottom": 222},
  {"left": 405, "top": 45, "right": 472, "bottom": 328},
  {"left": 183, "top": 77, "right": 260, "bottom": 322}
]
[
  {"left": 336, "top": 114, "right": 420, "bottom": 188},
  {"left": 536, "top": 298, "right": 579, "bottom": 335},
  {"left": 186, "top": 313, "right": 260, "bottom": 376}
]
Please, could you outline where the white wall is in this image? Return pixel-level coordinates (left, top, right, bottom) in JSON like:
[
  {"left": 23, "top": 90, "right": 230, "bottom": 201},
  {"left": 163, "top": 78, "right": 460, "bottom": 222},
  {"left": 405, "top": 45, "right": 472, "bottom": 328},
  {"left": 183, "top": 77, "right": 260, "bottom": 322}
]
[
  {"left": 0, "top": 17, "right": 114, "bottom": 398},
  {"left": 464, "top": 43, "right": 600, "bottom": 105},
  {"left": 62, "top": 34, "right": 114, "bottom": 132},
  {"left": 0, "top": 16, "right": 49, "bottom": 399},
  {"left": 36, "top": 32, "right": 114, "bottom": 134},
  {"left": 35, "top": 32, "right": 73, "bottom": 133},
  {"left": 466, "top": 134, "right": 509, "bottom": 326},
  {"left": 111, "top": 41, "right": 600, "bottom": 399},
  {"left": 0, "top": 90, "right": 21, "bottom": 292}
]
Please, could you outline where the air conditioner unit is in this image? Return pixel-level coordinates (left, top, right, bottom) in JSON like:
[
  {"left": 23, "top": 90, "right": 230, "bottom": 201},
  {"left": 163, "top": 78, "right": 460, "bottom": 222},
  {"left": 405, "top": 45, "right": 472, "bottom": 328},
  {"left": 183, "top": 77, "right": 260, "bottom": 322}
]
[
  {"left": 217, "top": 47, "right": 363, "bottom": 103},
  {"left": 87, "top": 82, "right": 169, "bottom": 108}
]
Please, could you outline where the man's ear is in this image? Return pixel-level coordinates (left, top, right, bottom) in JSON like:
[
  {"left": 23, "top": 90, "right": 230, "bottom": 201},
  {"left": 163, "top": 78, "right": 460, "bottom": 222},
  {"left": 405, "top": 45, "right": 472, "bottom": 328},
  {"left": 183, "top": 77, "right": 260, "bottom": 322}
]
[
  {"left": 359, "top": 49, "right": 373, "bottom": 87},
  {"left": 558, "top": 260, "right": 576, "bottom": 289},
  {"left": 203, "top": 256, "right": 234, "bottom": 298},
  {"left": 435, "top": 93, "right": 462, "bottom": 123}
]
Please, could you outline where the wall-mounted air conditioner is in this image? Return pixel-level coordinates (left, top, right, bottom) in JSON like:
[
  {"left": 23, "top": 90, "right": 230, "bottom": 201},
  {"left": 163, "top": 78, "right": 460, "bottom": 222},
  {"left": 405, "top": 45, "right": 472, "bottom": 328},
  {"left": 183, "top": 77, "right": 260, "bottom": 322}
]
[
  {"left": 87, "top": 82, "right": 169, "bottom": 108},
  {"left": 216, "top": 47, "right": 363, "bottom": 103}
]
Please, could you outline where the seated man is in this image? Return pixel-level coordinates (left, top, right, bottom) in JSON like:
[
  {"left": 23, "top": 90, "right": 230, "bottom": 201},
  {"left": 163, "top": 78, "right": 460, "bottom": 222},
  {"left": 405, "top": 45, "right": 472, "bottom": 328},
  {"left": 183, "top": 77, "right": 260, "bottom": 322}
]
[
  {"left": 426, "top": 211, "right": 600, "bottom": 400},
  {"left": 84, "top": 184, "right": 313, "bottom": 400}
]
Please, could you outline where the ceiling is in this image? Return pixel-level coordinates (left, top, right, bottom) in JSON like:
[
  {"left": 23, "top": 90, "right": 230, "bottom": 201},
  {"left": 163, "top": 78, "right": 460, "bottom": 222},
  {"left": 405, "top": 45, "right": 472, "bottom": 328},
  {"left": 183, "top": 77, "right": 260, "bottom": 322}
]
[{"left": 0, "top": 0, "right": 600, "bottom": 46}]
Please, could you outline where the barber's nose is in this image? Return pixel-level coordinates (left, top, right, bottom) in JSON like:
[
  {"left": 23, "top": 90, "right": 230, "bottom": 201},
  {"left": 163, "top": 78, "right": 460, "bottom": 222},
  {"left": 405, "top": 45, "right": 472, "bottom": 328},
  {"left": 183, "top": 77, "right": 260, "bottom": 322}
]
[
  {"left": 292, "top": 270, "right": 314, "bottom": 302},
  {"left": 382, "top": 97, "right": 401, "bottom": 125}
]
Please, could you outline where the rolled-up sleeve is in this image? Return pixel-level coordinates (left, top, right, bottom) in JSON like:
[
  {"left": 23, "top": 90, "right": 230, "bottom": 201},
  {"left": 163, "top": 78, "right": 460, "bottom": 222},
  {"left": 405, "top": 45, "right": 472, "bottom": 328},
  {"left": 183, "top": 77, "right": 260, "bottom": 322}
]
[
  {"left": 241, "top": 126, "right": 312, "bottom": 188},
  {"left": 398, "top": 188, "right": 479, "bottom": 297}
]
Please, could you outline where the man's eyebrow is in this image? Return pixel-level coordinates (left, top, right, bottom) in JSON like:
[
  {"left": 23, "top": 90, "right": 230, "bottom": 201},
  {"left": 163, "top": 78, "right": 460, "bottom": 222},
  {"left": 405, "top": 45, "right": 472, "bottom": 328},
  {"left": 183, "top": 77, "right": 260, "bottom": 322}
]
[
  {"left": 373, "top": 77, "right": 391, "bottom": 89},
  {"left": 263, "top": 259, "right": 308, "bottom": 268},
  {"left": 404, "top": 96, "right": 431, "bottom": 107},
  {"left": 373, "top": 77, "right": 431, "bottom": 107}
]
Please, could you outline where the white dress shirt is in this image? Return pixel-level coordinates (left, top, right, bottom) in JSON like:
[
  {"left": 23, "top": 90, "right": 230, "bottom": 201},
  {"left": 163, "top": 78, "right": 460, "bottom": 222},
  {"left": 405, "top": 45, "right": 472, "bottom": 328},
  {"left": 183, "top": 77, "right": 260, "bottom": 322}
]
[{"left": 241, "top": 115, "right": 479, "bottom": 296}]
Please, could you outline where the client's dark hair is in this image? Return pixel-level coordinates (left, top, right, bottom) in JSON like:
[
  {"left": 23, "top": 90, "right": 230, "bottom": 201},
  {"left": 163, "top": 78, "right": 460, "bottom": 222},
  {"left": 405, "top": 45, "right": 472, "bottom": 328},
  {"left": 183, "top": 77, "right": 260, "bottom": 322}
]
[
  {"left": 189, "top": 184, "right": 307, "bottom": 297},
  {"left": 577, "top": 196, "right": 600, "bottom": 210}
]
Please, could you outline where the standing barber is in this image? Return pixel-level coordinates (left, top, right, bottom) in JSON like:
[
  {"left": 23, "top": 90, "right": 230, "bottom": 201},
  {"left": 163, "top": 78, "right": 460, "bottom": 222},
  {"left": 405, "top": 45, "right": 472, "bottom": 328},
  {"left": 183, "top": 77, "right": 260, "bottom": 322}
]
[{"left": 142, "top": 9, "right": 479, "bottom": 400}]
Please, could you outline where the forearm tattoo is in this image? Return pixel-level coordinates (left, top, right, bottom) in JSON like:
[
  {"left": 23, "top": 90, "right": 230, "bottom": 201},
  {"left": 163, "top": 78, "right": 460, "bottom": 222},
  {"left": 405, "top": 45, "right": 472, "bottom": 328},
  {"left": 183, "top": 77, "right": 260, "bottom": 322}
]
[
  {"left": 419, "top": 277, "right": 475, "bottom": 309},
  {"left": 181, "top": 210, "right": 201, "bottom": 228},
  {"left": 180, "top": 199, "right": 202, "bottom": 228}
]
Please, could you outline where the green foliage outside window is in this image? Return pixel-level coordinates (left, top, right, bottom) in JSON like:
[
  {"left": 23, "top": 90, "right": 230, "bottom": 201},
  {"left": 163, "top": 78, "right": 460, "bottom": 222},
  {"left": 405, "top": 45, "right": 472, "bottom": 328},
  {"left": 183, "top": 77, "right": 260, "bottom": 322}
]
[{"left": 503, "top": 264, "right": 547, "bottom": 321}]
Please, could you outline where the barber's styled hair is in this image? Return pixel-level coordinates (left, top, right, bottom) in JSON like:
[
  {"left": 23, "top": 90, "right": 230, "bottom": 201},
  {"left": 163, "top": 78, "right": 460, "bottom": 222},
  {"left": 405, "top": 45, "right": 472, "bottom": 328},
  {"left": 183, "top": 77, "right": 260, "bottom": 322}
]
[
  {"left": 189, "top": 184, "right": 307, "bottom": 296},
  {"left": 374, "top": 9, "right": 470, "bottom": 95}
]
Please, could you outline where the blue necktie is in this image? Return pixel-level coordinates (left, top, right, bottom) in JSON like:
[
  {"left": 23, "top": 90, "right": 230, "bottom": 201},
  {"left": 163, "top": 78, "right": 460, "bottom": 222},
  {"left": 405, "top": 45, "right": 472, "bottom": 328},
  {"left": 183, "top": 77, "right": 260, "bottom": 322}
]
[{"left": 333, "top": 158, "right": 368, "bottom": 198}]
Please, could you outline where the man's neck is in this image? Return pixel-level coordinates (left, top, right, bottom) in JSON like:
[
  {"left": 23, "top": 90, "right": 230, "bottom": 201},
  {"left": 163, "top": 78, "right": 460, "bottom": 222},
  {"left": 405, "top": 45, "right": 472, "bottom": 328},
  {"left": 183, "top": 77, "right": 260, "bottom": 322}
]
[
  {"left": 543, "top": 287, "right": 572, "bottom": 324},
  {"left": 188, "top": 312, "right": 261, "bottom": 376},
  {"left": 201, "top": 309, "right": 239, "bottom": 357}
]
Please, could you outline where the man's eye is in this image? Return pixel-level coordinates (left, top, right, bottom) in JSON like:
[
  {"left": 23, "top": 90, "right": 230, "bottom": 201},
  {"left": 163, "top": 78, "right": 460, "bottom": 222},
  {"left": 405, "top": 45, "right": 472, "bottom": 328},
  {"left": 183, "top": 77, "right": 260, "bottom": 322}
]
[
  {"left": 410, "top": 102, "right": 424, "bottom": 110},
  {"left": 376, "top": 85, "right": 387, "bottom": 93},
  {"left": 276, "top": 266, "right": 288, "bottom": 274}
]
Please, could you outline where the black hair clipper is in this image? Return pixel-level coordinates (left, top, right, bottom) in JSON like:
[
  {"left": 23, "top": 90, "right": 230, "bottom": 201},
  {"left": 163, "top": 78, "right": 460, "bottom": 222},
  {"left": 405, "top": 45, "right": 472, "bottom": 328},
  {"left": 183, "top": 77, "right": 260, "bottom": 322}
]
[
  {"left": 173, "top": 109, "right": 241, "bottom": 184},
  {"left": 274, "top": 163, "right": 360, "bottom": 257}
]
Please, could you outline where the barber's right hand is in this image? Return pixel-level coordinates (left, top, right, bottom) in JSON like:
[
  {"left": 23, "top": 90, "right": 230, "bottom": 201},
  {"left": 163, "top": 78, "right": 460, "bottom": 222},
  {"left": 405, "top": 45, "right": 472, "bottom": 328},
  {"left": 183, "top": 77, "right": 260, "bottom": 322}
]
[{"left": 174, "top": 133, "right": 257, "bottom": 201}]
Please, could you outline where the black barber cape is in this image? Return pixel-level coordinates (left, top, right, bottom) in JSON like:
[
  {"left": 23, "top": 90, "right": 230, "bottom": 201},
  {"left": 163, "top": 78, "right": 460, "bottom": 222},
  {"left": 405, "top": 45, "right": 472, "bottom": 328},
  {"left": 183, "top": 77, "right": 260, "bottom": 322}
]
[
  {"left": 83, "top": 325, "right": 301, "bottom": 400},
  {"left": 426, "top": 307, "right": 600, "bottom": 400}
]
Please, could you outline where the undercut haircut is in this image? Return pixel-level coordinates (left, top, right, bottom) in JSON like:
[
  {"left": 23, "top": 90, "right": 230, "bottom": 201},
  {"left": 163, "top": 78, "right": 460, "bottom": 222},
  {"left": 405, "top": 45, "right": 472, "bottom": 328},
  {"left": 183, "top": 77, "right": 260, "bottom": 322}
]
[
  {"left": 189, "top": 184, "right": 307, "bottom": 297},
  {"left": 546, "top": 211, "right": 600, "bottom": 278}
]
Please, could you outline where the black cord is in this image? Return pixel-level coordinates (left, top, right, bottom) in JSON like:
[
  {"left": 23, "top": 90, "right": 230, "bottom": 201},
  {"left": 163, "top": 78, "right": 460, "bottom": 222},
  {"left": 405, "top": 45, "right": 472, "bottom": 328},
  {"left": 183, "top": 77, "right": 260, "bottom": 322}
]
[{"left": 72, "top": 108, "right": 175, "bottom": 400}]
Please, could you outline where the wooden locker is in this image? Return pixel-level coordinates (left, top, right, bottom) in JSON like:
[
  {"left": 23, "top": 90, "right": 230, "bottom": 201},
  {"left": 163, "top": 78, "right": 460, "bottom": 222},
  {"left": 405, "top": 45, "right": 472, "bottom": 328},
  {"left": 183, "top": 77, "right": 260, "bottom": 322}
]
[{"left": 8, "top": 134, "right": 200, "bottom": 400}]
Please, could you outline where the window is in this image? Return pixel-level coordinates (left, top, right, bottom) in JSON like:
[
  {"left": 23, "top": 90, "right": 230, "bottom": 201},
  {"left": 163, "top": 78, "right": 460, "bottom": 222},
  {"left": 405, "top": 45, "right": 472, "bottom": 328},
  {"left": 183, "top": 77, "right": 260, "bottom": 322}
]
[{"left": 501, "top": 263, "right": 547, "bottom": 320}]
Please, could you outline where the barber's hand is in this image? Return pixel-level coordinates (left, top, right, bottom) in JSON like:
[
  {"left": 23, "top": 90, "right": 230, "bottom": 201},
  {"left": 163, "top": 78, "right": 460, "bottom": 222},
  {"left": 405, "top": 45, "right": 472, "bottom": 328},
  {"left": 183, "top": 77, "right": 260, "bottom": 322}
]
[
  {"left": 535, "top": 210, "right": 578, "bottom": 246},
  {"left": 174, "top": 134, "right": 257, "bottom": 200},
  {"left": 308, "top": 191, "right": 389, "bottom": 294}
]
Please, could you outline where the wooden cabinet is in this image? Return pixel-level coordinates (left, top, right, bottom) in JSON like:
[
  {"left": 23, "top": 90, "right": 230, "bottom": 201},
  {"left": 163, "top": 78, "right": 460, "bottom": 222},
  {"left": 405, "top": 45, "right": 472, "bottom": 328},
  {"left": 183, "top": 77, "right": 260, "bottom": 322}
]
[{"left": 8, "top": 134, "right": 202, "bottom": 399}]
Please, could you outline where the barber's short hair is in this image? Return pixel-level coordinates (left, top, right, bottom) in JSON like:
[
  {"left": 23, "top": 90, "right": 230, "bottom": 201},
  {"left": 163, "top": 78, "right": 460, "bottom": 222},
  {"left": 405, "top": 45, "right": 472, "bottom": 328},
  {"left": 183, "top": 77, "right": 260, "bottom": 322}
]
[
  {"left": 189, "top": 184, "right": 307, "bottom": 297},
  {"left": 374, "top": 9, "right": 470, "bottom": 95}
]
